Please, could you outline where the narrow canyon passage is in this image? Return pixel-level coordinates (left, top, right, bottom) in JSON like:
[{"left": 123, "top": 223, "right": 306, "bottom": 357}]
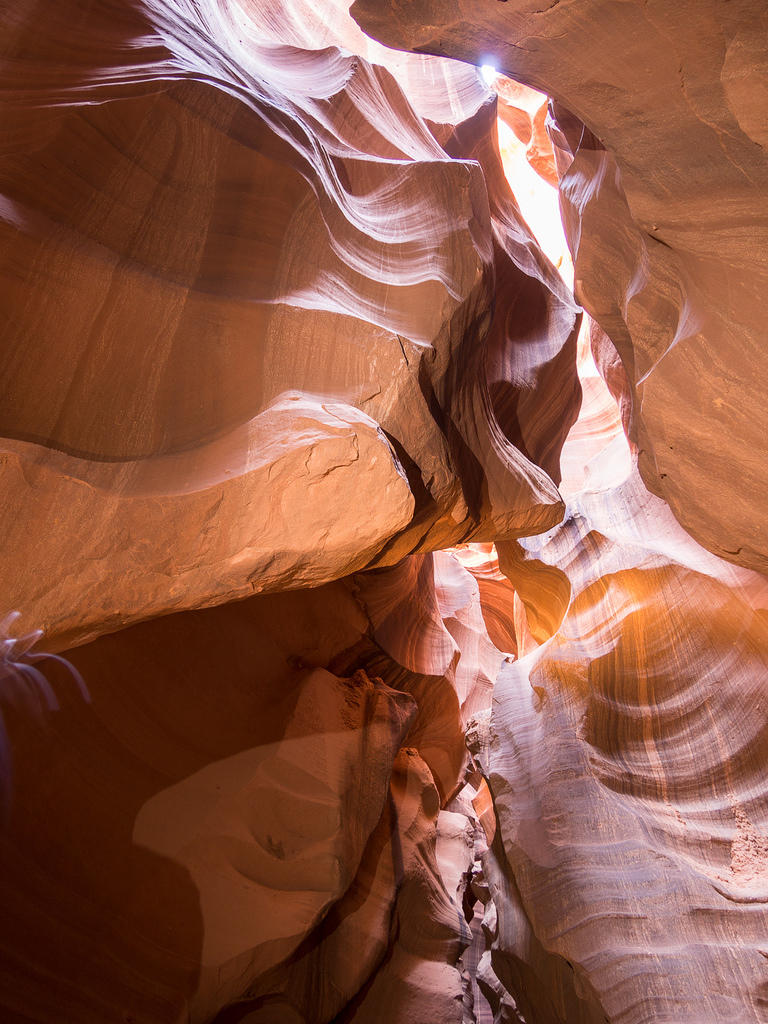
[{"left": 1, "top": 1, "right": 768, "bottom": 1023}]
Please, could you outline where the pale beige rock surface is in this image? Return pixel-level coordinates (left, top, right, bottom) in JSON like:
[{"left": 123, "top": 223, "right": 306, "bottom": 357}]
[
  {"left": 206, "top": 751, "right": 473, "bottom": 1024},
  {"left": 477, "top": 470, "right": 768, "bottom": 1022}
]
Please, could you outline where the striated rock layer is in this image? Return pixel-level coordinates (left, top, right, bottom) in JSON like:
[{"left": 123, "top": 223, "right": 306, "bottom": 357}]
[
  {"left": 0, "top": 0, "right": 579, "bottom": 649},
  {"left": 3, "top": 1, "right": 768, "bottom": 1023},
  {"left": 352, "top": 0, "right": 768, "bottom": 573},
  {"left": 0, "top": 550, "right": 497, "bottom": 1023},
  {"left": 471, "top": 470, "right": 768, "bottom": 1023}
]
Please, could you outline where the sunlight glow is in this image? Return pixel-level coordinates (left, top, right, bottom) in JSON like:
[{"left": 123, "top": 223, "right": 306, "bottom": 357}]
[{"left": 480, "top": 63, "right": 498, "bottom": 86}]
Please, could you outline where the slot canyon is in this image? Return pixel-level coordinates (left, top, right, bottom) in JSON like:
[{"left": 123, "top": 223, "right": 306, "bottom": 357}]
[{"left": 1, "top": 0, "right": 768, "bottom": 1021}]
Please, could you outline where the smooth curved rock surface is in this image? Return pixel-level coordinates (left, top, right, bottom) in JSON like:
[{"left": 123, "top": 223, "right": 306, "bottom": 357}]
[
  {"left": 210, "top": 749, "right": 473, "bottom": 1024},
  {"left": 0, "top": 572, "right": 461, "bottom": 1022},
  {"left": 327, "top": 552, "right": 498, "bottom": 805},
  {"left": 4, "top": 2, "right": 768, "bottom": 1023},
  {"left": 0, "top": 535, "right": 495, "bottom": 1022},
  {"left": 352, "top": 0, "right": 768, "bottom": 573},
  {"left": 0, "top": 395, "right": 414, "bottom": 648},
  {"left": 331, "top": 748, "right": 470, "bottom": 1024},
  {"left": 478, "top": 470, "right": 768, "bottom": 1023},
  {"left": 0, "top": 0, "right": 579, "bottom": 648}
]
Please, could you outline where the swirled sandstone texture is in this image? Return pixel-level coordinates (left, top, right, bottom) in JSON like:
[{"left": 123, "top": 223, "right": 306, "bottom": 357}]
[
  {"left": 351, "top": 0, "right": 768, "bottom": 573},
  {"left": 6, "top": 1, "right": 768, "bottom": 1023},
  {"left": 468, "top": 472, "right": 768, "bottom": 1024},
  {"left": 3, "top": 499, "right": 504, "bottom": 1023},
  {"left": 0, "top": 0, "right": 580, "bottom": 649},
  {"left": 0, "top": 548, "right": 502, "bottom": 1023}
]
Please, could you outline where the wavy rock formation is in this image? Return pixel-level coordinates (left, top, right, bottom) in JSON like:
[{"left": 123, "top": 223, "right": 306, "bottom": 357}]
[
  {"left": 211, "top": 748, "right": 472, "bottom": 1024},
  {"left": 493, "top": 77, "right": 558, "bottom": 189},
  {"left": 352, "top": 0, "right": 768, "bottom": 573},
  {"left": 0, "top": 565, "right": 485, "bottom": 1023},
  {"left": 0, "top": 0, "right": 579, "bottom": 649},
  {"left": 474, "top": 471, "right": 768, "bottom": 1023},
  {"left": 3, "top": 1, "right": 768, "bottom": 1023},
  {"left": 0, "top": 396, "right": 414, "bottom": 648}
]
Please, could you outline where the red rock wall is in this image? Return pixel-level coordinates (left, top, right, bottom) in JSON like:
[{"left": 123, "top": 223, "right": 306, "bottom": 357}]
[
  {"left": 2, "top": 1, "right": 768, "bottom": 1023},
  {"left": 0, "top": 0, "right": 579, "bottom": 651},
  {"left": 352, "top": 0, "right": 768, "bottom": 576}
]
